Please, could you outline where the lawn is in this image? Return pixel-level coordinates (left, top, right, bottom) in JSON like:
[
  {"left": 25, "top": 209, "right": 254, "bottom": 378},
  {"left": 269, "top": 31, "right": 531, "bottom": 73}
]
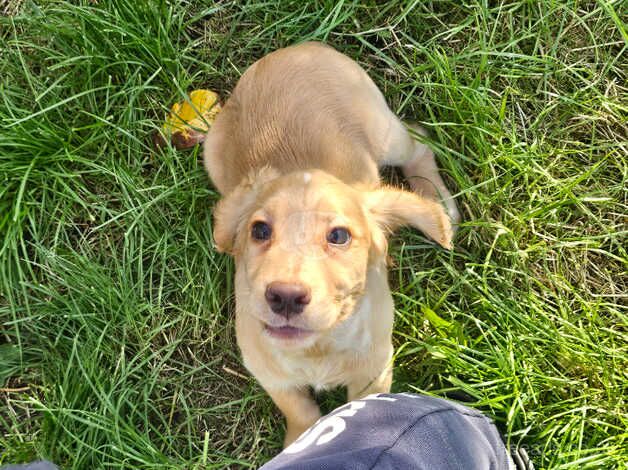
[{"left": 1, "top": 0, "right": 626, "bottom": 468}]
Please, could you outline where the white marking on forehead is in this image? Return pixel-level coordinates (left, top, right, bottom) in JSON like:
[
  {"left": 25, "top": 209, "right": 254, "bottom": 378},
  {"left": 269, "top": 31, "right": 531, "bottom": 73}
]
[{"left": 303, "top": 172, "right": 312, "bottom": 184}]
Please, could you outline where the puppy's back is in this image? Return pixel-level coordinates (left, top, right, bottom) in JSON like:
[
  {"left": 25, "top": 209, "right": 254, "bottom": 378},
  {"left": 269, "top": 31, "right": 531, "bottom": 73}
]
[{"left": 204, "top": 42, "right": 396, "bottom": 194}]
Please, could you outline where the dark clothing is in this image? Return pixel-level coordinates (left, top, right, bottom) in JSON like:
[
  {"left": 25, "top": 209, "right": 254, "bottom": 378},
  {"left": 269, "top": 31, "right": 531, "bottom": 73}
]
[{"left": 261, "top": 393, "right": 516, "bottom": 470}]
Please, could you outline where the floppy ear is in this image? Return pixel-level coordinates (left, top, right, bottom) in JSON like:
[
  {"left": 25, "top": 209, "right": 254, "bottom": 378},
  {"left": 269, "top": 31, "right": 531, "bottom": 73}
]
[
  {"left": 364, "top": 186, "right": 453, "bottom": 253},
  {"left": 213, "top": 166, "right": 279, "bottom": 255}
]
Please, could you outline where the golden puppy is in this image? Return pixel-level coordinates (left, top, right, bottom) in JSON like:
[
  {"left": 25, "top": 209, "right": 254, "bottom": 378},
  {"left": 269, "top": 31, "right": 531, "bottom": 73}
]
[{"left": 204, "top": 42, "right": 458, "bottom": 447}]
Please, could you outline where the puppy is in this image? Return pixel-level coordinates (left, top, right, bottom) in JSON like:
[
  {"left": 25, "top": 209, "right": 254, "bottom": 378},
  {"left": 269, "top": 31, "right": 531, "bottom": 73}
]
[{"left": 203, "top": 42, "right": 458, "bottom": 447}]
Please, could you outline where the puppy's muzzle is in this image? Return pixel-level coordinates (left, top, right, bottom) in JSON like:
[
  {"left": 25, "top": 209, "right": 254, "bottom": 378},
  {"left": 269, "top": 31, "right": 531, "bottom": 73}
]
[{"left": 265, "top": 282, "right": 311, "bottom": 318}]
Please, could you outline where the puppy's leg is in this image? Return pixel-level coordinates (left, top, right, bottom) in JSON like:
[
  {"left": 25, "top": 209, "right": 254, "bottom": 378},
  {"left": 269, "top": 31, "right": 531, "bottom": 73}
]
[
  {"left": 347, "top": 349, "right": 393, "bottom": 401},
  {"left": 347, "top": 363, "right": 392, "bottom": 401},
  {"left": 267, "top": 387, "right": 322, "bottom": 447},
  {"left": 379, "top": 120, "right": 460, "bottom": 225}
]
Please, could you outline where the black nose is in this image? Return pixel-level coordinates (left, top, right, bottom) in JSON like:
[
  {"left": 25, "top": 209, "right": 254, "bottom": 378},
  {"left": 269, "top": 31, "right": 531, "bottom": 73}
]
[{"left": 265, "top": 282, "right": 311, "bottom": 318}]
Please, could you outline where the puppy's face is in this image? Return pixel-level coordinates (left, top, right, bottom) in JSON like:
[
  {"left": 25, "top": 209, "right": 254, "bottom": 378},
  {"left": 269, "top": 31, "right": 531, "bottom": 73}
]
[
  {"left": 235, "top": 171, "right": 372, "bottom": 347},
  {"left": 214, "top": 169, "right": 452, "bottom": 348}
]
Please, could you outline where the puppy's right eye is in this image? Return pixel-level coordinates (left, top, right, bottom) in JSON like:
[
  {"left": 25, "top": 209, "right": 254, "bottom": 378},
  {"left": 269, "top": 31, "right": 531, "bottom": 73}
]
[{"left": 251, "top": 221, "right": 272, "bottom": 241}]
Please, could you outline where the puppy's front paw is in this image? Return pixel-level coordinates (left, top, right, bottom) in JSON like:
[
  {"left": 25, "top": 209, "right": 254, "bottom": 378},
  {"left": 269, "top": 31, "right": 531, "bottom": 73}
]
[
  {"left": 284, "top": 413, "right": 321, "bottom": 448},
  {"left": 283, "top": 425, "right": 307, "bottom": 448}
]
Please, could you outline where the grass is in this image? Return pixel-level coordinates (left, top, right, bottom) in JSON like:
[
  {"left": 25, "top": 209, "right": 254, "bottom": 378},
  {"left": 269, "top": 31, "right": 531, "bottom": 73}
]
[{"left": 0, "top": 0, "right": 626, "bottom": 468}]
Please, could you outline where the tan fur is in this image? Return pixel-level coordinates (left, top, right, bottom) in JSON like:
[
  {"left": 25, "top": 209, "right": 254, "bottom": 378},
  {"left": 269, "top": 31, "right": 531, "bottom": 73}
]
[{"left": 204, "top": 42, "right": 458, "bottom": 447}]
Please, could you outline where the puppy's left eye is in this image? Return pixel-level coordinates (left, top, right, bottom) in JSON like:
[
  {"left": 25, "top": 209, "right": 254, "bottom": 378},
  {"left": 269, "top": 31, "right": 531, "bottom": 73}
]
[{"left": 327, "top": 227, "right": 351, "bottom": 246}]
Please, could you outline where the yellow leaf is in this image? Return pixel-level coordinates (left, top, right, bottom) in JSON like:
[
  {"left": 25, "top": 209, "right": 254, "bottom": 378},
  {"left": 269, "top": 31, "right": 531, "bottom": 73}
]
[{"left": 162, "top": 89, "right": 221, "bottom": 138}]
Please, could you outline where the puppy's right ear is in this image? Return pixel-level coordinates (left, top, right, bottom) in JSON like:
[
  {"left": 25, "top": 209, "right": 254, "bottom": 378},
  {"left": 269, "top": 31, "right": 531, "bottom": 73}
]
[
  {"left": 212, "top": 185, "right": 253, "bottom": 254},
  {"left": 213, "top": 166, "right": 279, "bottom": 255}
]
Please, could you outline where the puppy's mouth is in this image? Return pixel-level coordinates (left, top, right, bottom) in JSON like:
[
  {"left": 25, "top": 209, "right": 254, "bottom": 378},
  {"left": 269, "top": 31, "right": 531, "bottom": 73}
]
[{"left": 263, "top": 324, "right": 313, "bottom": 340}]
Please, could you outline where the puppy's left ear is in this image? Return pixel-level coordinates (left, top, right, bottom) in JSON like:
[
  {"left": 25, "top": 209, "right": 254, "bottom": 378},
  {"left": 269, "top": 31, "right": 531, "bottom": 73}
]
[{"left": 364, "top": 186, "right": 453, "bottom": 252}]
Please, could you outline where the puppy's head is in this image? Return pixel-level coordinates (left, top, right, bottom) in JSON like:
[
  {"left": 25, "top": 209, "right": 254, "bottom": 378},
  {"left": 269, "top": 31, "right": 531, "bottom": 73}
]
[{"left": 214, "top": 169, "right": 452, "bottom": 348}]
